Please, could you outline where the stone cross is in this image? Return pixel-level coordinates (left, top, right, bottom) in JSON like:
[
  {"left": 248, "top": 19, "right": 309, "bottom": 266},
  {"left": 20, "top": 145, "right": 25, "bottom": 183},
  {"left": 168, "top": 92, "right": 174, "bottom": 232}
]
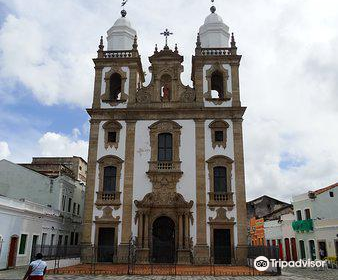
[{"left": 160, "top": 29, "right": 173, "bottom": 47}]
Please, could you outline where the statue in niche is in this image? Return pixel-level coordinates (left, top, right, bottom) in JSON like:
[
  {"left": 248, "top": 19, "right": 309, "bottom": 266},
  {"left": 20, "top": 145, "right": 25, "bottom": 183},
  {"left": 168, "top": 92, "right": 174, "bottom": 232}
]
[{"left": 160, "top": 74, "right": 172, "bottom": 101}]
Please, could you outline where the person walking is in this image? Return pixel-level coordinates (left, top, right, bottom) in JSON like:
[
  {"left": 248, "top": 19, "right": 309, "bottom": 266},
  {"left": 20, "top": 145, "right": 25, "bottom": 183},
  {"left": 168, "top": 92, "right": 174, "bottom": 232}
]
[{"left": 23, "top": 253, "right": 47, "bottom": 280}]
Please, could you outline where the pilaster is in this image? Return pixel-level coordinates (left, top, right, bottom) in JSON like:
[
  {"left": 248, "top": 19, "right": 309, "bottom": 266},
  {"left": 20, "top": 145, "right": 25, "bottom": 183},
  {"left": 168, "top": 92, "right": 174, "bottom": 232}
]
[
  {"left": 231, "top": 63, "right": 241, "bottom": 107},
  {"left": 233, "top": 118, "right": 248, "bottom": 264},
  {"left": 117, "top": 120, "right": 136, "bottom": 263},
  {"left": 193, "top": 119, "right": 210, "bottom": 264},
  {"left": 81, "top": 119, "right": 100, "bottom": 263},
  {"left": 92, "top": 66, "right": 103, "bottom": 109}
]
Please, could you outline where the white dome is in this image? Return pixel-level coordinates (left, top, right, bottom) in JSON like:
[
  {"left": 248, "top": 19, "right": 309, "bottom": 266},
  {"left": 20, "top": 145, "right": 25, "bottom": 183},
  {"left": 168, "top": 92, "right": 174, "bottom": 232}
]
[
  {"left": 204, "top": 12, "right": 224, "bottom": 24},
  {"left": 199, "top": 10, "right": 230, "bottom": 48},
  {"left": 107, "top": 13, "right": 137, "bottom": 51},
  {"left": 113, "top": 17, "right": 132, "bottom": 28}
]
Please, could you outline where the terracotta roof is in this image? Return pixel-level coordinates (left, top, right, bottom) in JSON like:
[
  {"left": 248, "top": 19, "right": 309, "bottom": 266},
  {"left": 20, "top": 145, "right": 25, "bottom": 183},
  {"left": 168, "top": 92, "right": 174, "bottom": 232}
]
[{"left": 313, "top": 182, "right": 338, "bottom": 195}]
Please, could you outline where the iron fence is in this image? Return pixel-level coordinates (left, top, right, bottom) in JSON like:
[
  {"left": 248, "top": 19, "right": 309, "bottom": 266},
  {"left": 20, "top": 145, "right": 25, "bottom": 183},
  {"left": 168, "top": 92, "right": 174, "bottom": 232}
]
[{"left": 31, "top": 245, "right": 81, "bottom": 260}]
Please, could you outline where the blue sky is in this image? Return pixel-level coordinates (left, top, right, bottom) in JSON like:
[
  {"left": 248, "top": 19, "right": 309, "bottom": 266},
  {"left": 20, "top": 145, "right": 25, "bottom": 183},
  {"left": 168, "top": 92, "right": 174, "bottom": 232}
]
[{"left": 0, "top": 0, "right": 338, "bottom": 200}]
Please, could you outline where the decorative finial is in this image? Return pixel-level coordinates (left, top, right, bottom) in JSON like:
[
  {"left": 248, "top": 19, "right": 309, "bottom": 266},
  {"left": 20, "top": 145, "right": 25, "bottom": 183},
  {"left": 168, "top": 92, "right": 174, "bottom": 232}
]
[
  {"left": 132, "top": 35, "right": 138, "bottom": 50},
  {"left": 121, "top": 0, "right": 128, "bottom": 17},
  {"left": 160, "top": 28, "right": 173, "bottom": 49},
  {"left": 210, "top": 0, "right": 216, "bottom": 13},
  {"left": 231, "top": 32, "right": 236, "bottom": 48},
  {"left": 175, "top": 43, "right": 178, "bottom": 52},
  {"left": 196, "top": 33, "right": 201, "bottom": 48},
  {"left": 98, "top": 36, "right": 104, "bottom": 58},
  {"left": 155, "top": 44, "right": 158, "bottom": 52}
]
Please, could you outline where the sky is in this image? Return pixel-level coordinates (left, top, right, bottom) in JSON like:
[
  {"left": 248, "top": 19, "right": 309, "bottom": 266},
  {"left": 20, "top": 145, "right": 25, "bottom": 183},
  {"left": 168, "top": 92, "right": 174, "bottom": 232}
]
[{"left": 0, "top": 0, "right": 337, "bottom": 202}]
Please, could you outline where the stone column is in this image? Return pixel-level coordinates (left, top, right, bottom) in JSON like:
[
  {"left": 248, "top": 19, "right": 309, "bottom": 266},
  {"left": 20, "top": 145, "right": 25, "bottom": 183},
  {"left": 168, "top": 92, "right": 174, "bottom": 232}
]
[
  {"left": 80, "top": 119, "right": 100, "bottom": 263},
  {"left": 178, "top": 214, "right": 183, "bottom": 249},
  {"left": 233, "top": 118, "right": 248, "bottom": 264},
  {"left": 184, "top": 214, "right": 189, "bottom": 249},
  {"left": 137, "top": 212, "right": 143, "bottom": 248},
  {"left": 92, "top": 66, "right": 103, "bottom": 109},
  {"left": 127, "top": 66, "right": 137, "bottom": 105},
  {"left": 231, "top": 62, "right": 241, "bottom": 107},
  {"left": 144, "top": 213, "right": 149, "bottom": 249},
  {"left": 117, "top": 120, "right": 136, "bottom": 263},
  {"left": 193, "top": 119, "right": 209, "bottom": 264}
]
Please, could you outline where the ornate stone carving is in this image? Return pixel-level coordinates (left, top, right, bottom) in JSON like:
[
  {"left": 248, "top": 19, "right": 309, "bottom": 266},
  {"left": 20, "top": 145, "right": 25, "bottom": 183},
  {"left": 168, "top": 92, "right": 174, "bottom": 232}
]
[
  {"left": 209, "top": 120, "right": 229, "bottom": 149},
  {"left": 102, "top": 120, "right": 122, "bottom": 149},
  {"left": 135, "top": 192, "right": 193, "bottom": 210},
  {"left": 95, "top": 206, "right": 121, "bottom": 223},
  {"left": 180, "top": 86, "right": 196, "bottom": 103},
  {"left": 208, "top": 207, "right": 235, "bottom": 224},
  {"left": 136, "top": 88, "right": 152, "bottom": 104}
]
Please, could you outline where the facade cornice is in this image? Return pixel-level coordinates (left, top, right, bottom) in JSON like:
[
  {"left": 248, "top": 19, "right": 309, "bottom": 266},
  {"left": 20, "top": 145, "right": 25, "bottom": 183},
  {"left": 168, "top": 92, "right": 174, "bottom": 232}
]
[{"left": 87, "top": 107, "right": 246, "bottom": 121}]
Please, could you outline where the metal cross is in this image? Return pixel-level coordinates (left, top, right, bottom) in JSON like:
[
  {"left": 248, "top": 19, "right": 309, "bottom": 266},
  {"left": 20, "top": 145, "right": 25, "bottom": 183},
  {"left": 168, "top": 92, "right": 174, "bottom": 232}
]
[
  {"left": 121, "top": 0, "right": 128, "bottom": 7},
  {"left": 160, "top": 28, "right": 173, "bottom": 47}
]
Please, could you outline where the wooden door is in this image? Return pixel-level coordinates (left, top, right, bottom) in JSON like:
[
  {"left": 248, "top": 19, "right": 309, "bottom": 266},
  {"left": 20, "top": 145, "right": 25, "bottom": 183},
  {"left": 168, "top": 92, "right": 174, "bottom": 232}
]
[{"left": 7, "top": 236, "right": 18, "bottom": 268}]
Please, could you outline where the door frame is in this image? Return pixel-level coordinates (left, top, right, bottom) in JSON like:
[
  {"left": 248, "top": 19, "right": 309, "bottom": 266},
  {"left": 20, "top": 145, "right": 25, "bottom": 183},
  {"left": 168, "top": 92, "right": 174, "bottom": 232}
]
[{"left": 7, "top": 235, "right": 19, "bottom": 268}]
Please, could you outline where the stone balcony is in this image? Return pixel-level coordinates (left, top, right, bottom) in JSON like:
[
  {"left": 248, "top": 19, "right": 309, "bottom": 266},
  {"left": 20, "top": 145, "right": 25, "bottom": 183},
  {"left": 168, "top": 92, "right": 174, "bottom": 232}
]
[
  {"left": 95, "top": 191, "right": 121, "bottom": 207},
  {"left": 208, "top": 192, "right": 234, "bottom": 208}
]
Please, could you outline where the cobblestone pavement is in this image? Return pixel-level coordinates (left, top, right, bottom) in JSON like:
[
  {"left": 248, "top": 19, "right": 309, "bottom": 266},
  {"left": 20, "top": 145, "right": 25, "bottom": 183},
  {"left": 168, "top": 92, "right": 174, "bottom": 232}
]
[{"left": 0, "top": 267, "right": 337, "bottom": 280}]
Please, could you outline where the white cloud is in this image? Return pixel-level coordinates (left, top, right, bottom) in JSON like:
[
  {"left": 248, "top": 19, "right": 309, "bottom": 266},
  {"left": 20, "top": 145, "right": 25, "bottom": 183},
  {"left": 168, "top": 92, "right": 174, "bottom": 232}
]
[
  {"left": 0, "top": 141, "right": 10, "bottom": 159},
  {"left": 38, "top": 132, "right": 88, "bottom": 160},
  {"left": 0, "top": 0, "right": 338, "bottom": 200}
]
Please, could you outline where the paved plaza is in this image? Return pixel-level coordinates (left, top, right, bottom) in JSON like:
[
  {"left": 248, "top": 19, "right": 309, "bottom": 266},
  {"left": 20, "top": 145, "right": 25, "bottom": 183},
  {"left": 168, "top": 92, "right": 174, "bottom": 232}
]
[{"left": 0, "top": 267, "right": 338, "bottom": 280}]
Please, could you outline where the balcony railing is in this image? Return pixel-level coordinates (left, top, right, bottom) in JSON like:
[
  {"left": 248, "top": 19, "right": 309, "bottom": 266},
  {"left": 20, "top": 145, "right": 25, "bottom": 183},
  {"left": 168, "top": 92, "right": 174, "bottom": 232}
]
[
  {"left": 148, "top": 161, "right": 182, "bottom": 172},
  {"left": 96, "top": 191, "right": 121, "bottom": 206},
  {"left": 200, "top": 48, "right": 232, "bottom": 56},
  {"left": 103, "top": 50, "right": 133, "bottom": 58},
  {"left": 292, "top": 219, "right": 313, "bottom": 232},
  {"left": 208, "top": 192, "right": 234, "bottom": 207}
]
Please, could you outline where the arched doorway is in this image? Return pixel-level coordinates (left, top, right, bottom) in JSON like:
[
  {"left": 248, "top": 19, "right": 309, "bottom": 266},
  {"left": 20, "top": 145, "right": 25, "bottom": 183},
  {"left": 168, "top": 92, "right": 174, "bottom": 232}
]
[
  {"left": 7, "top": 235, "right": 18, "bottom": 268},
  {"left": 152, "top": 216, "right": 175, "bottom": 263}
]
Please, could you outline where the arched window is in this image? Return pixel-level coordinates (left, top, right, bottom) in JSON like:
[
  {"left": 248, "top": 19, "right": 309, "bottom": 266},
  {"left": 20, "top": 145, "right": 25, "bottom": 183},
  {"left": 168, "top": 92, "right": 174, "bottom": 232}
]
[
  {"left": 103, "top": 166, "right": 117, "bottom": 192},
  {"left": 110, "top": 73, "right": 122, "bottom": 101},
  {"left": 158, "top": 133, "right": 172, "bottom": 161},
  {"left": 213, "top": 166, "right": 227, "bottom": 192},
  {"left": 211, "top": 71, "right": 224, "bottom": 99}
]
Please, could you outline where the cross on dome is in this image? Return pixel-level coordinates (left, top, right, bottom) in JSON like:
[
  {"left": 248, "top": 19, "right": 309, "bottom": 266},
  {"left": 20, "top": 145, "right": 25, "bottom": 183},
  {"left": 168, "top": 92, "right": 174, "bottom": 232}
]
[
  {"left": 210, "top": 0, "right": 216, "bottom": 13},
  {"left": 160, "top": 28, "right": 173, "bottom": 48},
  {"left": 121, "top": 0, "right": 128, "bottom": 17}
]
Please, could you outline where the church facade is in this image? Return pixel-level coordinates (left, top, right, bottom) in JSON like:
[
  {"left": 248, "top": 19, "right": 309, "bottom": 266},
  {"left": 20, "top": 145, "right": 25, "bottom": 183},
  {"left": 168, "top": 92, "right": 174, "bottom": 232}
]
[{"left": 82, "top": 4, "right": 247, "bottom": 265}]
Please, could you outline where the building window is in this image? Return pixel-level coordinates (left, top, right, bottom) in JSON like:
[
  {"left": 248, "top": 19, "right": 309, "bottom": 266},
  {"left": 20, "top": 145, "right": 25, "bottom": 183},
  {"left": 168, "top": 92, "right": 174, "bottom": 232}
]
[
  {"left": 160, "top": 74, "right": 172, "bottom": 101},
  {"left": 108, "top": 131, "right": 117, "bottom": 143},
  {"left": 211, "top": 71, "right": 224, "bottom": 98},
  {"left": 206, "top": 155, "right": 234, "bottom": 207},
  {"left": 109, "top": 73, "right": 122, "bottom": 101},
  {"left": 18, "top": 234, "right": 28, "bottom": 254},
  {"left": 209, "top": 120, "right": 229, "bottom": 149},
  {"left": 64, "top": 236, "right": 68, "bottom": 246},
  {"left": 70, "top": 232, "right": 74, "bottom": 245},
  {"left": 77, "top": 204, "right": 80, "bottom": 215},
  {"left": 50, "top": 234, "right": 55, "bottom": 246},
  {"left": 214, "top": 131, "right": 224, "bottom": 142},
  {"left": 62, "top": 195, "right": 66, "bottom": 211},
  {"left": 58, "top": 235, "right": 63, "bottom": 245},
  {"left": 296, "top": 210, "right": 302, "bottom": 221},
  {"left": 305, "top": 208, "right": 311, "bottom": 220},
  {"left": 103, "top": 121, "right": 122, "bottom": 149},
  {"left": 97, "top": 155, "right": 123, "bottom": 207},
  {"left": 213, "top": 166, "right": 227, "bottom": 192},
  {"left": 329, "top": 191, "right": 334, "bottom": 197},
  {"left": 74, "top": 233, "right": 79, "bottom": 245},
  {"left": 68, "top": 198, "right": 72, "bottom": 212},
  {"left": 158, "top": 133, "right": 173, "bottom": 161},
  {"left": 103, "top": 166, "right": 117, "bottom": 192},
  {"left": 41, "top": 233, "right": 47, "bottom": 246},
  {"left": 73, "top": 202, "right": 76, "bottom": 214},
  {"left": 205, "top": 64, "right": 231, "bottom": 104}
]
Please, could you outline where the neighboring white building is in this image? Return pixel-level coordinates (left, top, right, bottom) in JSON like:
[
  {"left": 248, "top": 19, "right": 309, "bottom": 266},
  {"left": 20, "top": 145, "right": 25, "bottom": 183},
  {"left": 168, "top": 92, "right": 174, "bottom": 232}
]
[
  {"left": 0, "top": 159, "right": 86, "bottom": 269},
  {"left": 264, "top": 212, "right": 298, "bottom": 261},
  {"left": 292, "top": 183, "right": 338, "bottom": 260}
]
